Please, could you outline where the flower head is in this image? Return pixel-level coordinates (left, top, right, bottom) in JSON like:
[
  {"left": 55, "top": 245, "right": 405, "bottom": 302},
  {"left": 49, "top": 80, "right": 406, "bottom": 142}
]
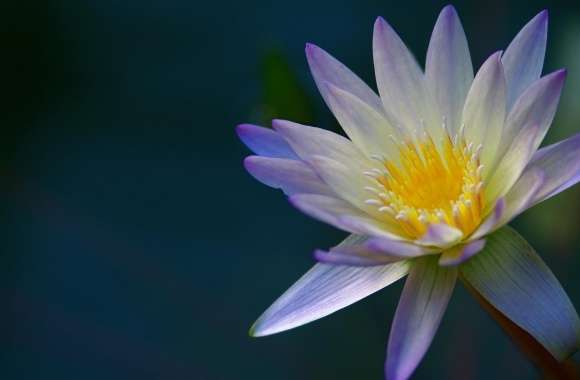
[{"left": 237, "top": 5, "right": 580, "bottom": 380}]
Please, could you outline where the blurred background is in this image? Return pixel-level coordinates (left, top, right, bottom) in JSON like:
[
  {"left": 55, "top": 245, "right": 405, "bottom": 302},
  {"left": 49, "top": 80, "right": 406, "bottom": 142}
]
[{"left": 0, "top": 0, "right": 579, "bottom": 379}]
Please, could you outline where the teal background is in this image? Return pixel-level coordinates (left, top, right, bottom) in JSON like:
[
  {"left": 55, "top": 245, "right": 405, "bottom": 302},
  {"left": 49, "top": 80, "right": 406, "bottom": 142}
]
[{"left": 1, "top": 1, "right": 579, "bottom": 379}]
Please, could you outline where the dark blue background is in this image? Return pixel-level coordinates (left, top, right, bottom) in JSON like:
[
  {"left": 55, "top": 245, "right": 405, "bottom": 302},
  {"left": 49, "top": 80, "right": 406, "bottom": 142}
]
[{"left": 1, "top": 1, "right": 579, "bottom": 379}]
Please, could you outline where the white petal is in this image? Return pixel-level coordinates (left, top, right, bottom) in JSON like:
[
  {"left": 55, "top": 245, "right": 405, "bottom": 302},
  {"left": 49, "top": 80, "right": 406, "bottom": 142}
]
[
  {"left": 307, "top": 155, "right": 383, "bottom": 218},
  {"left": 289, "top": 194, "right": 402, "bottom": 239},
  {"left": 518, "top": 134, "right": 580, "bottom": 208},
  {"left": 272, "top": 119, "right": 369, "bottom": 169},
  {"left": 425, "top": 5, "right": 473, "bottom": 134},
  {"left": 469, "top": 198, "right": 505, "bottom": 241},
  {"left": 250, "top": 257, "right": 410, "bottom": 336},
  {"left": 499, "top": 70, "right": 567, "bottom": 160},
  {"left": 461, "top": 51, "right": 506, "bottom": 173},
  {"left": 461, "top": 226, "right": 580, "bottom": 360},
  {"left": 502, "top": 10, "right": 548, "bottom": 110},
  {"left": 497, "top": 168, "right": 544, "bottom": 225},
  {"left": 414, "top": 223, "right": 463, "bottom": 248},
  {"left": 484, "top": 123, "right": 540, "bottom": 206},
  {"left": 373, "top": 17, "right": 429, "bottom": 132},
  {"left": 438, "top": 239, "right": 486, "bottom": 267},
  {"left": 386, "top": 256, "right": 457, "bottom": 380},
  {"left": 243, "top": 156, "right": 334, "bottom": 196},
  {"left": 305, "top": 43, "right": 386, "bottom": 116},
  {"left": 323, "top": 82, "right": 401, "bottom": 158},
  {"left": 366, "top": 237, "right": 439, "bottom": 257}
]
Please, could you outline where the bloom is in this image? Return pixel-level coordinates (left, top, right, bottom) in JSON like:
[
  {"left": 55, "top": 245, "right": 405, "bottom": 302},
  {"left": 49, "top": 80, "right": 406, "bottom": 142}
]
[{"left": 237, "top": 5, "right": 580, "bottom": 380}]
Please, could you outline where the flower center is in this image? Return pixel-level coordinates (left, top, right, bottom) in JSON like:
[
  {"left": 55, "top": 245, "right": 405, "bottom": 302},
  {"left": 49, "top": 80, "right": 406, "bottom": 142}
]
[{"left": 365, "top": 133, "right": 484, "bottom": 239}]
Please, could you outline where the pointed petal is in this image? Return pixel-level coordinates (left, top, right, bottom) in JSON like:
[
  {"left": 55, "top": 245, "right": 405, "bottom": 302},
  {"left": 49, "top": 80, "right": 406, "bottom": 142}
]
[
  {"left": 307, "top": 155, "right": 384, "bottom": 218},
  {"left": 502, "top": 10, "right": 548, "bottom": 110},
  {"left": 518, "top": 134, "right": 580, "bottom": 208},
  {"left": 414, "top": 223, "right": 463, "bottom": 248},
  {"left": 243, "top": 156, "right": 333, "bottom": 196},
  {"left": 289, "top": 194, "right": 403, "bottom": 239},
  {"left": 272, "top": 119, "right": 370, "bottom": 170},
  {"left": 426, "top": 5, "right": 473, "bottom": 134},
  {"left": 323, "top": 82, "right": 400, "bottom": 157},
  {"left": 485, "top": 123, "right": 540, "bottom": 205},
  {"left": 497, "top": 168, "right": 544, "bottom": 224},
  {"left": 386, "top": 256, "right": 457, "bottom": 380},
  {"left": 236, "top": 124, "right": 298, "bottom": 159},
  {"left": 461, "top": 51, "right": 506, "bottom": 172},
  {"left": 373, "top": 17, "right": 428, "bottom": 131},
  {"left": 500, "top": 70, "right": 567, "bottom": 159},
  {"left": 305, "top": 43, "right": 385, "bottom": 116},
  {"left": 438, "top": 239, "right": 486, "bottom": 266},
  {"left": 461, "top": 226, "right": 580, "bottom": 360},
  {"left": 250, "top": 252, "right": 410, "bottom": 336}
]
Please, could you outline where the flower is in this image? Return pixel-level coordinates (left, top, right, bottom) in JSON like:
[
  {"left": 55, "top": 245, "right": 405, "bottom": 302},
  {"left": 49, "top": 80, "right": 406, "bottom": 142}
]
[{"left": 237, "top": 5, "right": 580, "bottom": 380}]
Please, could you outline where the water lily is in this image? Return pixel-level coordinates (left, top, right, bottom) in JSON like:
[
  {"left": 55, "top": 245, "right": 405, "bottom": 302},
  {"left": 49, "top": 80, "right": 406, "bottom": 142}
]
[{"left": 237, "top": 5, "right": 580, "bottom": 380}]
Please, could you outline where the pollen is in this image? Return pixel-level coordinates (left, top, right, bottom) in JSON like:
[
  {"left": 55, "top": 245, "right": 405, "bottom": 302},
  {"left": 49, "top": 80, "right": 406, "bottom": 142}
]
[{"left": 365, "top": 132, "right": 485, "bottom": 239}]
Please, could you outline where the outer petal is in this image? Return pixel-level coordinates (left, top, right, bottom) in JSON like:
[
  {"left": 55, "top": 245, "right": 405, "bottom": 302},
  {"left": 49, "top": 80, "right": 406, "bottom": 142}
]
[
  {"left": 323, "top": 82, "right": 400, "bottom": 158},
  {"left": 518, "top": 134, "right": 580, "bottom": 208},
  {"left": 426, "top": 5, "right": 473, "bottom": 134},
  {"left": 373, "top": 17, "right": 428, "bottom": 132},
  {"left": 502, "top": 10, "right": 548, "bottom": 110},
  {"left": 461, "top": 51, "right": 506, "bottom": 173},
  {"left": 499, "top": 70, "right": 567, "bottom": 159},
  {"left": 243, "top": 156, "right": 333, "bottom": 196},
  {"left": 438, "top": 239, "right": 486, "bottom": 267},
  {"left": 236, "top": 124, "right": 298, "bottom": 159},
  {"left": 250, "top": 237, "right": 411, "bottom": 337},
  {"left": 272, "top": 119, "right": 369, "bottom": 170},
  {"left": 305, "top": 43, "right": 386, "bottom": 117},
  {"left": 289, "top": 194, "right": 404, "bottom": 240},
  {"left": 461, "top": 226, "right": 580, "bottom": 360},
  {"left": 315, "top": 236, "right": 437, "bottom": 267},
  {"left": 386, "top": 256, "right": 457, "bottom": 380}
]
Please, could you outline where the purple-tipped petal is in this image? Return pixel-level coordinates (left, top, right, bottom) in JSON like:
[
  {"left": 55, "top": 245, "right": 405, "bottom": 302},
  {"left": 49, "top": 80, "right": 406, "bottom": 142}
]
[
  {"left": 438, "top": 239, "right": 486, "bottom": 266},
  {"left": 366, "top": 237, "right": 439, "bottom": 257},
  {"left": 518, "top": 133, "right": 580, "bottom": 208},
  {"left": 469, "top": 198, "right": 505, "bottom": 241},
  {"left": 289, "top": 194, "right": 402, "bottom": 239},
  {"left": 243, "top": 156, "right": 334, "bottom": 196},
  {"left": 272, "top": 119, "right": 367, "bottom": 168},
  {"left": 373, "top": 16, "right": 429, "bottom": 131},
  {"left": 502, "top": 10, "right": 548, "bottom": 110},
  {"left": 426, "top": 5, "right": 473, "bottom": 134},
  {"left": 305, "top": 43, "right": 385, "bottom": 116},
  {"left": 461, "top": 226, "right": 580, "bottom": 360},
  {"left": 500, "top": 69, "right": 567, "bottom": 159},
  {"left": 314, "top": 249, "right": 403, "bottom": 267},
  {"left": 386, "top": 256, "right": 457, "bottom": 380},
  {"left": 236, "top": 124, "right": 298, "bottom": 159},
  {"left": 414, "top": 223, "right": 463, "bottom": 248},
  {"left": 251, "top": 235, "right": 410, "bottom": 337},
  {"left": 461, "top": 51, "right": 506, "bottom": 172}
]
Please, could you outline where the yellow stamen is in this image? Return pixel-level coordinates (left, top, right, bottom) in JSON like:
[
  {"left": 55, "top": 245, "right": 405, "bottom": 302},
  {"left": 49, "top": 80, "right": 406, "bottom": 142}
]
[{"left": 369, "top": 132, "right": 484, "bottom": 239}]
